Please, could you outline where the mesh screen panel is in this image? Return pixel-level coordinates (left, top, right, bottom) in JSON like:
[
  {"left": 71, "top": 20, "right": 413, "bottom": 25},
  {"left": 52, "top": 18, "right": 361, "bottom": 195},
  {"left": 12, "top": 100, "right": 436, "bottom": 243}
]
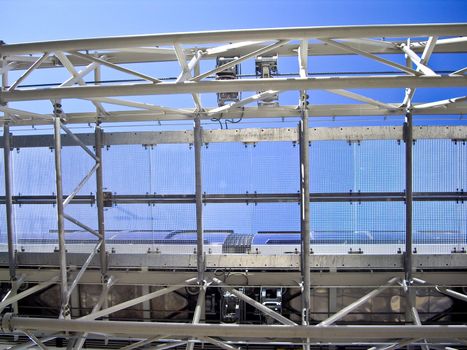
[
  {"left": 14, "top": 204, "right": 56, "bottom": 246},
  {"left": 103, "top": 145, "right": 150, "bottom": 194},
  {"left": 413, "top": 201, "right": 466, "bottom": 254},
  {"left": 2, "top": 136, "right": 465, "bottom": 255},
  {"left": 310, "top": 140, "right": 404, "bottom": 193},
  {"left": 202, "top": 142, "right": 299, "bottom": 194},
  {"left": 61, "top": 146, "right": 97, "bottom": 194},
  {"left": 149, "top": 144, "right": 194, "bottom": 194},
  {"left": 104, "top": 203, "right": 196, "bottom": 254},
  {"left": 12, "top": 147, "right": 55, "bottom": 194},
  {"left": 310, "top": 202, "right": 405, "bottom": 254},
  {"left": 414, "top": 139, "right": 466, "bottom": 192},
  {"left": 206, "top": 202, "right": 299, "bottom": 254}
]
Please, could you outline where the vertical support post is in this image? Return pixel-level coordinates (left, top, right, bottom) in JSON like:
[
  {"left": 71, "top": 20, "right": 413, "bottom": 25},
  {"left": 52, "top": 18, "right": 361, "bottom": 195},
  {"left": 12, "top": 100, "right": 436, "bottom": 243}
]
[
  {"left": 299, "top": 98, "right": 311, "bottom": 329},
  {"left": 95, "top": 124, "right": 107, "bottom": 279},
  {"left": 404, "top": 110, "right": 415, "bottom": 323},
  {"left": 186, "top": 285, "right": 206, "bottom": 350},
  {"left": 3, "top": 122, "right": 15, "bottom": 282},
  {"left": 53, "top": 112, "right": 69, "bottom": 317},
  {"left": 404, "top": 110, "right": 413, "bottom": 283},
  {"left": 194, "top": 115, "right": 204, "bottom": 282},
  {"left": 2, "top": 59, "right": 16, "bottom": 283}
]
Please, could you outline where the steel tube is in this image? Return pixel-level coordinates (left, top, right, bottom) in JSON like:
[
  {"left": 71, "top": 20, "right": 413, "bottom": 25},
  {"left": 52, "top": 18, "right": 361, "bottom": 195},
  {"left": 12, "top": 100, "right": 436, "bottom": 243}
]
[
  {"left": 73, "top": 277, "right": 115, "bottom": 350},
  {"left": 3, "top": 316, "right": 467, "bottom": 339},
  {"left": 194, "top": 116, "right": 204, "bottom": 282},
  {"left": 368, "top": 338, "right": 422, "bottom": 350},
  {"left": 53, "top": 116, "right": 69, "bottom": 315},
  {"left": 2, "top": 62, "right": 16, "bottom": 283},
  {"left": 8, "top": 52, "right": 50, "bottom": 91},
  {"left": 81, "top": 278, "right": 197, "bottom": 320},
  {"left": 1, "top": 24, "right": 465, "bottom": 54},
  {"left": 186, "top": 286, "right": 206, "bottom": 350},
  {"left": 2, "top": 103, "right": 467, "bottom": 127},
  {"left": 404, "top": 111, "right": 413, "bottom": 283},
  {"left": 66, "top": 241, "right": 102, "bottom": 300},
  {"left": 63, "top": 162, "right": 98, "bottom": 207},
  {"left": 1, "top": 76, "right": 465, "bottom": 102},
  {"left": 60, "top": 123, "right": 98, "bottom": 160},
  {"left": 192, "top": 40, "right": 288, "bottom": 81},
  {"left": 318, "top": 277, "right": 400, "bottom": 326},
  {"left": 0, "top": 276, "right": 59, "bottom": 312},
  {"left": 199, "top": 337, "right": 239, "bottom": 350},
  {"left": 3, "top": 123, "right": 15, "bottom": 282},
  {"left": 120, "top": 336, "right": 165, "bottom": 350},
  {"left": 436, "top": 287, "right": 467, "bottom": 303},
  {"left": 63, "top": 213, "right": 101, "bottom": 238},
  {"left": 299, "top": 111, "right": 311, "bottom": 327},
  {"left": 95, "top": 125, "right": 108, "bottom": 277},
  {"left": 69, "top": 51, "right": 161, "bottom": 83}
]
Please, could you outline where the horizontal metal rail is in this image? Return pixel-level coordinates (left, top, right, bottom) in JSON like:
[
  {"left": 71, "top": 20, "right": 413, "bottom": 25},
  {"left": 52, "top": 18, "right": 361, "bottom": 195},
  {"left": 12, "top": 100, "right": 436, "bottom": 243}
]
[
  {"left": 1, "top": 192, "right": 465, "bottom": 205},
  {"left": 1, "top": 24, "right": 465, "bottom": 54},
  {"left": 2, "top": 315, "right": 467, "bottom": 339},
  {"left": 4, "top": 41, "right": 467, "bottom": 73},
  {"left": 1, "top": 76, "right": 466, "bottom": 102},
  {"left": 2, "top": 104, "right": 467, "bottom": 126},
  {"left": 2, "top": 126, "right": 466, "bottom": 147}
]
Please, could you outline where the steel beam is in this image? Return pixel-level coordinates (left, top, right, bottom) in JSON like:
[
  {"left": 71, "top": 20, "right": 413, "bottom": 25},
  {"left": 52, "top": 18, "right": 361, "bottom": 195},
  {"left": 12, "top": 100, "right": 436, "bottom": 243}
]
[
  {"left": 3, "top": 126, "right": 467, "bottom": 148},
  {"left": 404, "top": 111, "right": 413, "bottom": 283},
  {"left": 68, "top": 51, "right": 161, "bottom": 83},
  {"left": 299, "top": 110, "right": 311, "bottom": 328},
  {"left": 368, "top": 338, "right": 422, "bottom": 350},
  {"left": 7, "top": 52, "right": 49, "bottom": 91},
  {"left": 411, "top": 307, "right": 429, "bottom": 350},
  {"left": 3, "top": 315, "right": 467, "bottom": 340},
  {"left": 198, "top": 337, "right": 239, "bottom": 350},
  {"left": 186, "top": 285, "right": 206, "bottom": 350},
  {"left": 3, "top": 103, "right": 467, "bottom": 126},
  {"left": 95, "top": 125, "right": 108, "bottom": 278},
  {"left": 1, "top": 61, "right": 16, "bottom": 285},
  {"left": 192, "top": 40, "right": 288, "bottom": 81},
  {"left": 194, "top": 116, "right": 204, "bottom": 282},
  {"left": 3, "top": 191, "right": 466, "bottom": 206},
  {"left": 436, "top": 287, "right": 467, "bottom": 302},
  {"left": 21, "top": 330, "right": 48, "bottom": 350},
  {"left": 317, "top": 277, "right": 400, "bottom": 326},
  {"left": 1, "top": 76, "right": 466, "bottom": 102},
  {"left": 66, "top": 241, "right": 102, "bottom": 301},
  {"left": 120, "top": 336, "right": 165, "bottom": 350},
  {"left": 173, "top": 44, "right": 202, "bottom": 110},
  {"left": 53, "top": 115, "right": 69, "bottom": 317},
  {"left": 80, "top": 278, "right": 197, "bottom": 320},
  {"left": 73, "top": 276, "right": 115, "bottom": 350},
  {"left": 1, "top": 24, "right": 465, "bottom": 55},
  {"left": 0, "top": 276, "right": 59, "bottom": 312},
  {"left": 319, "top": 39, "right": 421, "bottom": 75},
  {"left": 2, "top": 122, "right": 16, "bottom": 282}
]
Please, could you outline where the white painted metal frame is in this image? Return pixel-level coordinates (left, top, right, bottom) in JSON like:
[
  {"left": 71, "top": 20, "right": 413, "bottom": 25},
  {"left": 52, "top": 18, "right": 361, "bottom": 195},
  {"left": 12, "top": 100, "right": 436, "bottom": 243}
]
[
  {"left": 0, "top": 24, "right": 467, "bottom": 349},
  {"left": 0, "top": 23, "right": 466, "bottom": 125}
]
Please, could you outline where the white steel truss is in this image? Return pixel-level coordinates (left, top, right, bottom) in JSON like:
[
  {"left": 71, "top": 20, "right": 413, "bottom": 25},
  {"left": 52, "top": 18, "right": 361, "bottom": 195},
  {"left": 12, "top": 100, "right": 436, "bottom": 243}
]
[{"left": 1, "top": 24, "right": 467, "bottom": 349}]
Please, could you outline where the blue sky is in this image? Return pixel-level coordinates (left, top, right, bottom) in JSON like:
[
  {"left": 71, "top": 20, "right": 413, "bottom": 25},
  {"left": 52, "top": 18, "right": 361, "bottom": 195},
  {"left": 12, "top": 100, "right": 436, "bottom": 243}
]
[{"left": 2, "top": 0, "right": 467, "bottom": 42}]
